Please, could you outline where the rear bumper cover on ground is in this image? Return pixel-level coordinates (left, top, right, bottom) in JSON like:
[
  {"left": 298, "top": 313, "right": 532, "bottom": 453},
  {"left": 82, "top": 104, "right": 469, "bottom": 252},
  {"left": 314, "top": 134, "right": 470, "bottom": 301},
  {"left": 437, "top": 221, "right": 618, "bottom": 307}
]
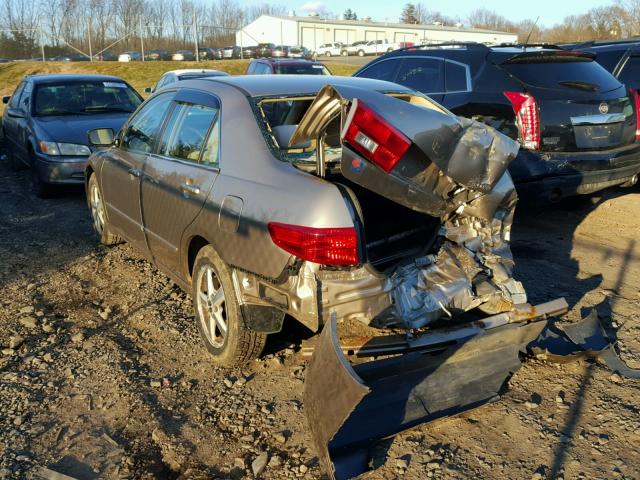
[{"left": 305, "top": 302, "right": 639, "bottom": 480}]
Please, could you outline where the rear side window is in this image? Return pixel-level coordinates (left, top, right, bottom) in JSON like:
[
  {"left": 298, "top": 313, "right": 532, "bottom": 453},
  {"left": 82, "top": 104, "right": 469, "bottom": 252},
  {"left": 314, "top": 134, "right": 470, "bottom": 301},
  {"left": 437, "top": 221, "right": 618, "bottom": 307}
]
[
  {"left": 618, "top": 56, "right": 640, "bottom": 87},
  {"left": 121, "top": 93, "right": 173, "bottom": 153},
  {"left": 357, "top": 58, "right": 402, "bottom": 83},
  {"left": 395, "top": 57, "right": 444, "bottom": 93},
  {"left": 445, "top": 61, "right": 468, "bottom": 92},
  {"left": 502, "top": 58, "right": 621, "bottom": 92},
  {"left": 159, "top": 102, "right": 219, "bottom": 163}
]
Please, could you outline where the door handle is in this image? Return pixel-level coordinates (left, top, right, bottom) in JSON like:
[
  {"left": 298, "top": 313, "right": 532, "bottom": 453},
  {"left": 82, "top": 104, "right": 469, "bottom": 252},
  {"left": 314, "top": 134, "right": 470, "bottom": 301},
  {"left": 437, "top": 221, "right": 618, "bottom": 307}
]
[
  {"left": 180, "top": 183, "right": 201, "bottom": 196},
  {"left": 128, "top": 168, "right": 142, "bottom": 178}
]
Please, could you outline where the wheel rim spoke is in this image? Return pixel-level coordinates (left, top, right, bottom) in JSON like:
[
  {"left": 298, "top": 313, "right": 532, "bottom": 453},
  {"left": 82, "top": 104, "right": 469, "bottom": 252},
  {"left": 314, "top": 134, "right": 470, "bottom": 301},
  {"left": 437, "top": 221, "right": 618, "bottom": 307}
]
[
  {"left": 210, "top": 286, "right": 225, "bottom": 309},
  {"left": 213, "top": 309, "right": 227, "bottom": 334},
  {"left": 198, "top": 265, "right": 227, "bottom": 348}
]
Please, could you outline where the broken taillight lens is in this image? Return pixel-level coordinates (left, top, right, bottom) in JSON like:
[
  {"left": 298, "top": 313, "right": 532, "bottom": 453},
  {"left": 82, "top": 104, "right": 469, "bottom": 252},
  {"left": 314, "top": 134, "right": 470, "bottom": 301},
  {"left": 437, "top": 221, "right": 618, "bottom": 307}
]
[
  {"left": 629, "top": 88, "right": 640, "bottom": 139},
  {"left": 343, "top": 98, "right": 411, "bottom": 172},
  {"left": 268, "top": 222, "right": 359, "bottom": 266},
  {"left": 504, "top": 91, "right": 540, "bottom": 150}
]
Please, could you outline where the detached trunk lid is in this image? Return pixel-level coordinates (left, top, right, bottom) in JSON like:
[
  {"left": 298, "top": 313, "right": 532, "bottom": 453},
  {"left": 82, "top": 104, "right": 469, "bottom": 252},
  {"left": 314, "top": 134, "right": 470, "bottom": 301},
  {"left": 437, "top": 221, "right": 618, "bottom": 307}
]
[{"left": 497, "top": 51, "right": 637, "bottom": 152}]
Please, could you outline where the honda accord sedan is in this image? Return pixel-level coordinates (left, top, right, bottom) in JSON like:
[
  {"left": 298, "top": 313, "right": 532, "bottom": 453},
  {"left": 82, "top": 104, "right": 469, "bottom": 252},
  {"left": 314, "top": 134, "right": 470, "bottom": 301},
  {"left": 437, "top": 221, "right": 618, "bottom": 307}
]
[
  {"left": 2, "top": 74, "right": 142, "bottom": 196},
  {"left": 85, "top": 75, "right": 526, "bottom": 365}
]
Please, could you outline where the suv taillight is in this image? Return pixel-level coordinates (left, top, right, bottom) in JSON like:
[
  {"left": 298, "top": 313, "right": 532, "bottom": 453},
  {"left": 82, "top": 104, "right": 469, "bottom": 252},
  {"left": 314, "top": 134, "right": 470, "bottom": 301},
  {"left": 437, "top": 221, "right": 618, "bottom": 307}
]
[
  {"left": 343, "top": 98, "right": 411, "bottom": 172},
  {"left": 268, "top": 222, "right": 359, "bottom": 266},
  {"left": 504, "top": 91, "right": 540, "bottom": 150},
  {"left": 629, "top": 88, "right": 640, "bottom": 139}
]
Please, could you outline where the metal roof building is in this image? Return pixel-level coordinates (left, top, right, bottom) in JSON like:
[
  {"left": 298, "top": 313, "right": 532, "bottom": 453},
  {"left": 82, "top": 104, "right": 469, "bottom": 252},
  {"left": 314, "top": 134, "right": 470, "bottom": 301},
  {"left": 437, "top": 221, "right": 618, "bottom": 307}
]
[{"left": 236, "top": 14, "right": 518, "bottom": 50}]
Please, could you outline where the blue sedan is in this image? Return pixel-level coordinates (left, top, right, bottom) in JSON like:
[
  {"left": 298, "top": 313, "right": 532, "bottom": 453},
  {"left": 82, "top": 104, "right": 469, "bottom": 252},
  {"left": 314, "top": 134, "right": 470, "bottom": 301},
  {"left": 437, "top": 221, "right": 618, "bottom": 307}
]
[{"left": 2, "top": 74, "right": 142, "bottom": 197}]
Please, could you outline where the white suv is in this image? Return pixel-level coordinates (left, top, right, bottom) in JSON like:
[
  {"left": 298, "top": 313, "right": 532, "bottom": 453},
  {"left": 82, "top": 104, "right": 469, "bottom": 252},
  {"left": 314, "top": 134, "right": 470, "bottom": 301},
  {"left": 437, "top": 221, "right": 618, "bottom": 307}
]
[
  {"left": 356, "top": 39, "right": 399, "bottom": 56},
  {"left": 317, "top": 43, "right": 344, "bottom": 57}
]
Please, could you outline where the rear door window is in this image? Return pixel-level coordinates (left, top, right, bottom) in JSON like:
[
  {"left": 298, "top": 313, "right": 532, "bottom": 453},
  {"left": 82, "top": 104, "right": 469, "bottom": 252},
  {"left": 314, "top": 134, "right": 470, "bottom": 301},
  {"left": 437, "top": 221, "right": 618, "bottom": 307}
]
[
  {"left": 395, "top": 57, "right": 445, "bottom": 93},
  {"left": 159, "top": 102, "right": 219, "bottom": 163},
  {"left": 357, "top": 58, "right": 402, "bottom": 83},
  {"left": 502, "top": 57, "right": 621, "bottom": 92},
  {"left": 445, "top": 61, "right": 469, "bottom": 92}
]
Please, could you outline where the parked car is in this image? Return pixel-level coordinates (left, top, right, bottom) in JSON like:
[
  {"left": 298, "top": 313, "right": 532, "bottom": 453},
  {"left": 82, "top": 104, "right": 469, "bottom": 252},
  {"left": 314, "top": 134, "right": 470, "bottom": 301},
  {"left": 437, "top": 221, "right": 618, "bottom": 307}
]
[
  {"left": 95, "top": 51, "right": 117, "bottom": 61},
  {"left": 198, "top": 48, "right": 217, "bottom": 60},
  {"left": 272, "top": 45, "right": 290, "bottom": 58},
  {"left": 317, "top": 42, "right": 344, "bottom": 57},
  {"left": 172, "top": 50, "right": 195, "bottom": 61},
  {"left": 1, "top": 74, "right": 142, "bottom": 197},
  {"left": 354, "top": 43, "right": 640, "bottom": 200},
  {"left": 341, "top": 40, "right": 369, "bottom": 56},
  {"left": 83, "top": 75, "right": 525, "bottom": 370},
  {"left": 241, "top": 46, "right": 258, "bottom": 58},
  {"left": 287, "top": 45, "right": 312, "bottom": 59},
  {"left": 246, "top": 58, "right": 331, "bottom": 75},
  {"left": 566, "top": 39, "right": 640, "bottom": 91},
  {"left": 355, "top": 39, "right": 401, "bottom": 56},
  {"left": 146, "top": 49, "right": 171, "bottom": 61},
  {"left": 144, "top": 69, "right": 230, "bottom": 93},
  {"left": 58, "top": 53, "right": 90, "bottom": 62},
  {"left": 221, "top": 46, "right": 241, "bottom": 59},
  {"left": 256, "top": 43, "right": 276, "bottom": 57},
  {"left": 118, "top": 51, "right": 142, "bottom": 62}
]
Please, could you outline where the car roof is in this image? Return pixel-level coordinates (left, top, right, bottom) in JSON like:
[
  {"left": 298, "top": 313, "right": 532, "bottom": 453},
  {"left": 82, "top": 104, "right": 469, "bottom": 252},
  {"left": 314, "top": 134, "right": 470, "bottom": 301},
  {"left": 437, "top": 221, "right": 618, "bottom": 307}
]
[
  {"left": 202, "top": 74, "right": 413, "bottom": 97},
  {"left": 254, "top": 58, "right": 317, "bottom": 65},
  {"left": 26, "top": 74, "right": 128, "bottom": 84},
  {"left": 168, "top": 69, "right": 227, "bottom": 76}
]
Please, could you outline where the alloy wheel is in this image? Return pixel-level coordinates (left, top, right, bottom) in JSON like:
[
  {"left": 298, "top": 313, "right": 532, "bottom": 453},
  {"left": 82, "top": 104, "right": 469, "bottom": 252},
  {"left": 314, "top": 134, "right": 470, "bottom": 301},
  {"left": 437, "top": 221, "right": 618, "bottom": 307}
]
[{"left": 196, "top": 265, "right": 227, "bottom": 349}]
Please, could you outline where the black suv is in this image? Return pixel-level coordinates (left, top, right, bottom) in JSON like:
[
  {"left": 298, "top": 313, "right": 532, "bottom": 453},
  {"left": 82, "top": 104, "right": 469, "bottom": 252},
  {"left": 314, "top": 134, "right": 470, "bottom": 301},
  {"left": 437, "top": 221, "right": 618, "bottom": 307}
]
[
  {"left": 354, "top": 43, "right": 640, "bottom": 200},
  {"left": 567, "top": 39, "right": 640, "bottom": 90}
]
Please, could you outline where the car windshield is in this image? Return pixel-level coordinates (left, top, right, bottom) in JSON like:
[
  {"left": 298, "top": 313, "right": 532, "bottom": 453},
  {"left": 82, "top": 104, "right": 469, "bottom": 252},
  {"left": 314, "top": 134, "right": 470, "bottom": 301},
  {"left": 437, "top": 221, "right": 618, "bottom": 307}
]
[
  {"left": 34, "top": 81, "right": 142, "bottom": 116},
  {"left": 274, "top": 65, "right": 330, "bottom": 75}
]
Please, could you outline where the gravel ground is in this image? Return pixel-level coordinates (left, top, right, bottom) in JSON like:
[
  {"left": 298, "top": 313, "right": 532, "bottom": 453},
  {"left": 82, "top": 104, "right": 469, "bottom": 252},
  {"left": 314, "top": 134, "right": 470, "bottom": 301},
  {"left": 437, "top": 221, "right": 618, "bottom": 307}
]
[{"left": 0, "top": 152, "right": 638, "bottom": 480}]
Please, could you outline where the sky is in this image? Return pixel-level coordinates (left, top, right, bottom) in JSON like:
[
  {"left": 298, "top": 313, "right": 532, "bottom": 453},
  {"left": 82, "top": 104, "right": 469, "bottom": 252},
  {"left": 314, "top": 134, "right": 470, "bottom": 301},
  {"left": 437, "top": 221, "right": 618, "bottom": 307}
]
[{"left": 278, "top": 0, "right": 618, "bottom": 28}]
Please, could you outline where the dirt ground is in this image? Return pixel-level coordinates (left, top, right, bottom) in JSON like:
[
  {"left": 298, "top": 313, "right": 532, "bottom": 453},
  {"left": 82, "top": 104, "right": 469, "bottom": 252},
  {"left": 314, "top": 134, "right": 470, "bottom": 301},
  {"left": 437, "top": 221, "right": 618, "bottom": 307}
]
[{"left": 0, "top": 150, "right": 638, "bottom": 480}]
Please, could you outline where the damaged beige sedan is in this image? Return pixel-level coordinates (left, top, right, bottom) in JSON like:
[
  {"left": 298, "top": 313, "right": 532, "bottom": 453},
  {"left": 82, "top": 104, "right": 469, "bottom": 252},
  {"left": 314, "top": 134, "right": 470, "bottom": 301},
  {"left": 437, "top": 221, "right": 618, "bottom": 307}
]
[{"left": 84, "top": 76, "right": 637, "bottom": 479}]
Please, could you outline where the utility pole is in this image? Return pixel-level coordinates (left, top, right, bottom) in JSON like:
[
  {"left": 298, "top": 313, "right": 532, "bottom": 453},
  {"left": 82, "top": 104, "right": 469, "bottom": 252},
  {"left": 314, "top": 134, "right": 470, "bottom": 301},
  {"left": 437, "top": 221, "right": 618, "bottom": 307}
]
[
  {"left": 88, "top": 18, "right": 93, "bottom": 61},
  {"left": 194, "top": 11, "right": 199, "bottom": 62},
  {"left": 40, "top": 27, "right": 45, "bottom": 62},
  {"left": 139, "top": 17, "right": 145, "bottom": 61}
]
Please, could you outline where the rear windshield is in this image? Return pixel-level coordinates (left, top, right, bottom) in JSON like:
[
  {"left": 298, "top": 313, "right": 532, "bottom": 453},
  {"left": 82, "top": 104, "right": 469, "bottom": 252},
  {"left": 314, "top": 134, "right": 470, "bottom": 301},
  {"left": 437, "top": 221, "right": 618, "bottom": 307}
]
[
  {"left": 502, "top": 58, "right": 621, "bottom": 92},
  {"left": 34, "top": 81, "right": 142, "bottom": 116},
  {"left": 274, "top": 65, "right": 330, "bottom": 75}
]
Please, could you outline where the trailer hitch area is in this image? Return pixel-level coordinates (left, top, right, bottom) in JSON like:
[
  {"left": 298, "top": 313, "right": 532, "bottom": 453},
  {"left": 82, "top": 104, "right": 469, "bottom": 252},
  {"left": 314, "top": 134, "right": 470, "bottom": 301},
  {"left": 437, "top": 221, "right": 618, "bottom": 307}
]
[
  {"left": 529, "top": 309, "right": 640, "bottom": 379},
  {"left": 303, "top": 298, "right": 568, "bottom": 480}
]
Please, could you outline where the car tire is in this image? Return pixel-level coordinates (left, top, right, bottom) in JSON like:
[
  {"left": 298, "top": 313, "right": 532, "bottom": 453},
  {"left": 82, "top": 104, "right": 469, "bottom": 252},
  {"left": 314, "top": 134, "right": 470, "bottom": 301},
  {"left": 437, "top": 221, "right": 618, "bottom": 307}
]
[
  {"left": 192, "top": 245, "right": 267, "bottom": 365},
  {"left": 88, "top": 173, "right": 122, "bottom": 245},
  {"left": 325, "top": 51, "right": 331, "bottom": 57},
  {"left": 357, "top": 50, "right": 365, "bottom": 57},
  {"left": 341, "top": 50, "right": 348, "bottom": 56}
]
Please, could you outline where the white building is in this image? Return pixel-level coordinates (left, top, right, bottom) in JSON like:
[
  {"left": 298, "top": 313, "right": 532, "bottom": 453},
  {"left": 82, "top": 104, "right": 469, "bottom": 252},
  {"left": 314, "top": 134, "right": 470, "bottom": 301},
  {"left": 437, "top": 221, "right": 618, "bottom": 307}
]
[{"left": 236, "top": 14, "right": 518, "bottom": 50}]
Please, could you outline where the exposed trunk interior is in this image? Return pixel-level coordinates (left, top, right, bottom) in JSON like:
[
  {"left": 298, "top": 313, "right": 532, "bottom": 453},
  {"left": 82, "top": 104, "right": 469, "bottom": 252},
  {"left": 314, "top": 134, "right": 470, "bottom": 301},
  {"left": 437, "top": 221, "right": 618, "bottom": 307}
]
[{"left": 326, "top": 174, "right": 441, "bottom": 272}]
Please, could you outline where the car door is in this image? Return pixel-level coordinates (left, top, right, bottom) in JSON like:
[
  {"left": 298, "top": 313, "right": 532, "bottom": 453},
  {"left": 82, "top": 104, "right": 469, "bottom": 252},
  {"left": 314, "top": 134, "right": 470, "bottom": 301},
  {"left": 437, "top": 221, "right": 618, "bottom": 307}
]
[
  {"left": 140, "top": 89, "right": 220, "bottom": 275},
  {"left": 3, "top": 81, "right": 26, "bottom": 153},
  {"left": 101, "top": 91, "right": 175, "bottom": 253},
  {"left": 393, "top": 56, "right": 445, "bottom": 104},
  {"left": 12, "top": 81, "right": 33, "bottom": 163}
]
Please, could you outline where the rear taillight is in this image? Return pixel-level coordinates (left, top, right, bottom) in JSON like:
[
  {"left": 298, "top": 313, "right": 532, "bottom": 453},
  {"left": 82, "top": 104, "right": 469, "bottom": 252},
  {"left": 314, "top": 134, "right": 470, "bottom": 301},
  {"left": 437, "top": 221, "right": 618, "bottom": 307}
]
[
  {"left": 629, "top": 88, "right": 640, "bottom": 139},
  {"left": 504, "top": 91, "right": 540, "bottom": 150},
  {"left": 342, "top": 98, "right": 411, "bottom": 172},
  {"left": 268, "top": 222, "right": 359, "bottom": 266}
]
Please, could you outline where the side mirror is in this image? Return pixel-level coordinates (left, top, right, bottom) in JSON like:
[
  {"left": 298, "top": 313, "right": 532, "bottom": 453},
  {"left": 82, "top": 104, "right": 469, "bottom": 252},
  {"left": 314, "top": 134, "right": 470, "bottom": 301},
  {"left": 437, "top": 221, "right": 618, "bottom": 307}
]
[
  {"left": 144, "top": 87, "right": 152, "bottom": 94},
  {"left": 7, "top": 108, "right": 24, "bottom": 118},
  {"left": 87, "top": 128, "right": 115, "bottom": 147},
  {"left": 2, "top": 95, "right": 10, "bottom": 104}
]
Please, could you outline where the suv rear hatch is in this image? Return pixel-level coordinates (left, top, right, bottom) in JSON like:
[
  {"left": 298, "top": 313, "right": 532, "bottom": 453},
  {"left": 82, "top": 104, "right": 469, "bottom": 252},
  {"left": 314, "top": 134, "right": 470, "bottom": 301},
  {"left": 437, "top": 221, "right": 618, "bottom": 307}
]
[{"left": 497, "top": 50, "right": 639, "bottom": 152}]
